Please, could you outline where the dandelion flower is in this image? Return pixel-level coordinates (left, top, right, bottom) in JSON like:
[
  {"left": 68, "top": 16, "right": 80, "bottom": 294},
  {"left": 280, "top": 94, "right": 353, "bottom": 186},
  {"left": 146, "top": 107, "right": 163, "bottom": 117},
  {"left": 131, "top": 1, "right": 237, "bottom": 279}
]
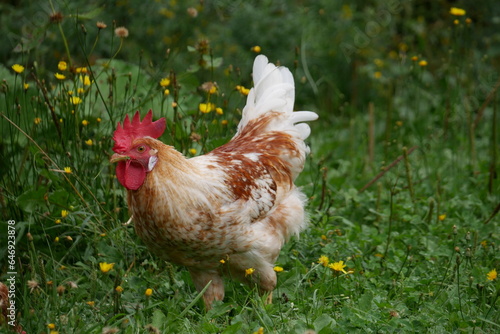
[
  {"left": 12, "top": 64, "right": 24, "bottom": 74},
  {"left": 82, "top": 120, "right": 89, "bottom": 126},
  {"left": 55, "top": 219, "right": 61, "bottom": 224},
  {"left": 64, "top": 167, "right": 72, "bottom": 174},
  {"left": 189, "top": 148, "right": 197, "bottom": 155},
  {"left": 418, "top": 60, "right": 428, "bottom": 67},
  {"left": 58, "top": 61, "right": 67, "bottom": 71},
  {"left": 71, "top": 96, "right": 82, "bottom": 104},
  {"left": 329, "top": 260, "right": 348, "bottom": 274},
  {"left": 23, "top": 83, "right": 30, "bottom": 90},
  {"left": 487, "top": 269, "right": 497, "bottom": 281},
  {"left": 438, "top": 214, "right": 446, "bottom": 221},
  {"left": 27, "top": 280, "right": 40, "bottom": 293},
  {"left": 317, "top": 255, "right": 329, "bottom": 267},
  {"left": 34, "top": 117, "right": 42, "bottom": 125},
  {"left": 220, "top": 259, "right": 226, "bottom": 264},
  {"left": 96, "top": 21, "right": 107, "bottom": 29},
  {"left": 99, "top": 262, "right": 115, "bottom": 273},
  {"left": 61, "top": 210, "right": 69, "bottom": 218},
  {"left": 115, "top": 286, "right": 124, "bottom": 293},
  {"left": 251, "top": 46, "right": 262, "bottom": 53},
  {"left": 145, "top": 288, "right": 153, "bottom": 296},
  {"left": 450, "top": 7, "right": 466, "bottom": 16},
  {"left": 160, "top": 77, "right": 170, "bottom": 87},
  {"left": 187, "top": 7, "right": 198, "bottom": 18},
  {"left": 47, "top": 323, "right": 56, "bottom": 330},
  {"left": 54, "top": 73, "right": 66, "bottom": 80},
  {"left": 115, "top": 26, "right": 129, "bottom": 38},
  {"left": 85, "top": 139, "right": 93, "bottom": 146},
  {"left": 163, "top": 89, "right": 170, "bottom": 96},
  {"left": 273, "top": 266, "right": 284, "bottom": 272},
  {"left": 245, "top": 268, "right": 255, "bottom": 276},
  {"left": 216, "top": 107, "right": 223, "bottom": 115}
]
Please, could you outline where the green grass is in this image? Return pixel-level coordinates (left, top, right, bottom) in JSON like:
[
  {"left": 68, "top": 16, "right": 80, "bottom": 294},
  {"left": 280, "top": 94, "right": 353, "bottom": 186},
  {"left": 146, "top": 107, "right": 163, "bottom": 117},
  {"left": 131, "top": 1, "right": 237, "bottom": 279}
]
[{"left": 1, "top": 1, "right": 499, "bottom": 333}]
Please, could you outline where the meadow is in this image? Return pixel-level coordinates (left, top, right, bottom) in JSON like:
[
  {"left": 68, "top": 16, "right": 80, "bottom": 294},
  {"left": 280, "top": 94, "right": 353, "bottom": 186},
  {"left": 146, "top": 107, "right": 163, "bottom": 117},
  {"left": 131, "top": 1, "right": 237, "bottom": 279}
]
[{"left": 0, "top": 0, "right": 499, "bottom": 333}]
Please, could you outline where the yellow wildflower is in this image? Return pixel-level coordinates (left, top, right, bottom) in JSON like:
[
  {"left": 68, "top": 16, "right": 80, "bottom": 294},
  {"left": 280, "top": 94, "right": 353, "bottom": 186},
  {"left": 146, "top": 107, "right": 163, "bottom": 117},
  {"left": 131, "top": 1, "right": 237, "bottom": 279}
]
[
  {"left": 329, "top": 260, "right": 348, "bottom": 274},
  {"left": 163, "top": 89, "right": 170, "bottom": 96},
  {"left": 97, "top": 117, "right": 102, "bottom": 123},
  {"left": 216, "top": 107, "right": 223, "bottom": 115},
  {"left": 23, "top": 83, "right": 29, "bottom": 90},
  {"left": 245, "top": 268, "right": 255, "bottom": 276},
  {"left": 85, "top": 139, "right": 93, "bottom": 146},
  {"left": 160, "top": 77, "right": 170, "bottom": 87},
  {"left": 236, "top": 85, "right": 250, "bottom": 95},
  {"left": 47, "top": 323, "right": 56, "bottom": 329},
  {"left": 321, "top": 235, "right": 327, "bottom": 240},
  {"left": 199, "top": 102, "right": 215, "bottom": 113},
  {"left": 220, "top": 259, "right": 226, "bottom": 264},
  {"left": 251, "top": 46, "right": 262, "bottom": 53},
  {"left": 71, "top": 96, "right": 82, "bottom": 105},
  {"left": 81, "top": 75, "right": 91, "bottom": 86},
  {"left": 411, "top": 56, "right": 419, "bottom": 61},
  {"left": 115, "top": 286, "right": 124, "bottom": 293},
  {"left": 50, "top": 331, "right": 59, "bottom": 334},
  {"left": 77, "top": 88, "right": 85, "bottom": 94},
  {"left": 64, "top": 167, "right": 72, "bottom": 174},
  {"left": 54, "top": 73, "right": 66, "bottom": 80},
  {"left": 487, "top": 269, "right": 497, "bottom": 281},
  {"left": 189, "top": 148, "right": 197, "bottom": 155},
  {"left": 450, "top": 7, "right": 466, "bottom": 16},
  {"left": 221, "top": 120, "right": 228, "bottom": 126},
  {"left": 273, "top": 266, "right": 284, "bottom": 272},
  {"left": 418, "top": 60, "right": 428, "bottom": 67},
  {"left": 55, "top": 219, "right": 61, "bottom": 224},
  {"left": 82, "top": 120, "right": 89, "bottom": 126},
  {"left": 438, "top": 214, "right": 446, "bottom": 221},
  {"left": 480, "top": 240, "right": 488, "bottom": 248},
  {"left": 54, "top": 237, "right": 60, "bottom": 243},
  {"left": 34, "top": 117, "right": 42, "bottom": 125},
  {"left": 86, "top": 301, "right": 95, "bottom": 307},
  {"left": 99, "top": 262, "right": 115, "bottom": 273},
  {"left": 465, "top": 18, "right": 472, "bottom": 25},
  {"left": 374, "top": 71, "right": 382, "bottom": 79},
  {"left": 253, "top": 327, "right": 264, "bottom": 334},
  {"left": 58, "top": 61, "right": 67, "bottom": 71},
  {"left": 317, "top": 255, "right": 329, "bottom": 267},
  {"left": 145, "top": 288, "right": 153, "bottom": 296},
  {"left": 453, "top": 19, "right": 459, "bottom": 25},
  {"left": 12, "top": 64, "right": 24, "bottom": 74},
  {"left": 75, "top": 67, "right": 88, "bottom": 74},
  {"left": 61, "top": 210, "right": 69, "bottom": 218}
]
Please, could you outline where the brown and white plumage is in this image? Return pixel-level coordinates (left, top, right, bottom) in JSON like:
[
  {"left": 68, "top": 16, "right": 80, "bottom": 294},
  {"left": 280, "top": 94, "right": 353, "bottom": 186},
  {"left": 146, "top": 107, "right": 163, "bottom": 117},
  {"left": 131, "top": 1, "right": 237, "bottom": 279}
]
[{"left": 110, "top": 55, "right": 318, "bottom": 308}]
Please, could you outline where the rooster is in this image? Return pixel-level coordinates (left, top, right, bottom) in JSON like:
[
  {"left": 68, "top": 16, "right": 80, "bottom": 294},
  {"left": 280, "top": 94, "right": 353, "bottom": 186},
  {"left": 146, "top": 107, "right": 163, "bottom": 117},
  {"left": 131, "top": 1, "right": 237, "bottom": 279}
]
[{"left": 110, "top": 55, "right": 318, "bottom": 308}]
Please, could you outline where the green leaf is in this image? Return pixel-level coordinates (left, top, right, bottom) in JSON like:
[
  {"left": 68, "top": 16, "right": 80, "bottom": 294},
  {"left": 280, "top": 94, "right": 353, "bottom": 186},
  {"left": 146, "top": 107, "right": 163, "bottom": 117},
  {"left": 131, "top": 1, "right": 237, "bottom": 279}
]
[
  {"left": 16, "top": 186, "right": 48, "bottom": 213},
  {"left": 152, "top": 309, "right": 168, "bottom": 329},
  {"left": 314, "top": 314, "right": 336, "bottom": 333}
]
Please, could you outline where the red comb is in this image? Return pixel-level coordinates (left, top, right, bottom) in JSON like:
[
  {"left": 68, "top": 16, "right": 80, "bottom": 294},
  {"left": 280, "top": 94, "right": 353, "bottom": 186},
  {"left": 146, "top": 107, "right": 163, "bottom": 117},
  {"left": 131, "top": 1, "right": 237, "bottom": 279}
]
[{"left": 112, "top": 110, "right": 166, "bottom": 153}]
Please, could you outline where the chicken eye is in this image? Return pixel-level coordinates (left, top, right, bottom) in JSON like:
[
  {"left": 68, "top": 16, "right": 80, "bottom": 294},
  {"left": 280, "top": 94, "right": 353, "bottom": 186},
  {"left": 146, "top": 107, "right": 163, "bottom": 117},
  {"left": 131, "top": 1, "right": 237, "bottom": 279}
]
[{"left": 137, "top": 146, "right": 146, "bottom": 153}]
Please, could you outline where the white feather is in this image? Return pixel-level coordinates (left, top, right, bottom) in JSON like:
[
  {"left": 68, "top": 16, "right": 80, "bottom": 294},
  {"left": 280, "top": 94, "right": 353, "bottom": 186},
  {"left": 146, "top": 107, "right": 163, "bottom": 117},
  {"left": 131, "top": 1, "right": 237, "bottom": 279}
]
[{"left": 236, "top": 55, "right": 317, "bottom": 141}]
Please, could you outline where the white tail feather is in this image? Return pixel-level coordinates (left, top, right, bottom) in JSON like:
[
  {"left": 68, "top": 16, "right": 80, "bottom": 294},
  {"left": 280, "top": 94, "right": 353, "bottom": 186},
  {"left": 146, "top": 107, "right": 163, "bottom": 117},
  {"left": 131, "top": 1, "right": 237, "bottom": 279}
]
[{"left": 237, "top": 55, "right": 318, "bottom": 138}]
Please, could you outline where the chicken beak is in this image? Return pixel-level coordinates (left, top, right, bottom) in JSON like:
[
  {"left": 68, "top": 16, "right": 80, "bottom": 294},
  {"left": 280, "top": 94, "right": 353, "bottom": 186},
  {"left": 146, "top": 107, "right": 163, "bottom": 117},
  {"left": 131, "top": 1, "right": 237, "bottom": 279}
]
[{"left": 110, "top": 153, "right": 130, "bottom": 163}]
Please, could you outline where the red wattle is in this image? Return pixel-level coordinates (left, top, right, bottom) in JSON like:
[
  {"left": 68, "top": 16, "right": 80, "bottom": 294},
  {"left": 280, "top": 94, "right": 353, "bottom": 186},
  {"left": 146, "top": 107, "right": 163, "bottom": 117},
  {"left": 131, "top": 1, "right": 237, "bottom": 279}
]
[{"left": 116, "top": 160, "right": 147, "bottom": 190}]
